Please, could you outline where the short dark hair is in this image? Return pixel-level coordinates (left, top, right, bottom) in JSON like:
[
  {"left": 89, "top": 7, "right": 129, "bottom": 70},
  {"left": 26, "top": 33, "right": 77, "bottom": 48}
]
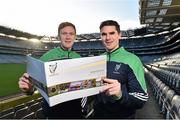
[
  {"left": 58, "top": 22, "right": 76, "bottom": 36},
  {"left": 99, "top": 20, "right": 120, "bottom": 33}
]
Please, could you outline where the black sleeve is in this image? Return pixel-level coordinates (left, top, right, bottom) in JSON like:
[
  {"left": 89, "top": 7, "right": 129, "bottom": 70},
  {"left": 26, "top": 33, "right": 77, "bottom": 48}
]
[{"left": 117, "top": 66, "right": 148, "bottom": 109}]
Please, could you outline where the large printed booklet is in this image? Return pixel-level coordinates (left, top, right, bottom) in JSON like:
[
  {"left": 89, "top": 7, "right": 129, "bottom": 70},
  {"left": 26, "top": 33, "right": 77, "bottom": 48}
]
[{"left": 27, "top": 55, "right": 106, "bottom": 107}]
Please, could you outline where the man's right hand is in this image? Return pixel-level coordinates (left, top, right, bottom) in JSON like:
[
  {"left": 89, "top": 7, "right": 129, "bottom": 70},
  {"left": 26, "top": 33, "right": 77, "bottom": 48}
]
[{"left": 18, "top": 73, "right": 34, "bottom": 92}]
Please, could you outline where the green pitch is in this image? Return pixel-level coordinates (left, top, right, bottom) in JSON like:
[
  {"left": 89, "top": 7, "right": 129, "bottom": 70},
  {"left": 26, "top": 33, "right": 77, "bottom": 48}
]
[{"left": 0, "top": 63, "right": 26, "bottom": 97}]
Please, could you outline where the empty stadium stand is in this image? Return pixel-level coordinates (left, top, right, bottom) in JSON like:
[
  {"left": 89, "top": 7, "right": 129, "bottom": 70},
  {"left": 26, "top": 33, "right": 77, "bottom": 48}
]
[
  {"left": 144, "top": 53, "right": 180, "bottom": 119},
  {"left": 0, "top": 97, "right": 45, "bottom": 119}
]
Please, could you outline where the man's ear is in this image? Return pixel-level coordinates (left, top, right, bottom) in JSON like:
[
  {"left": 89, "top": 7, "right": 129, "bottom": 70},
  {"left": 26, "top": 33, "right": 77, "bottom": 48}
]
[
  {"left": 75, "top": 35, "right": 77, "bottom": 40},
  {"left": 118, "top": 32, "right": 121, "bottom": 40},
  {"left": 57, "top": 36, "right": 61, "bottom": 41}
]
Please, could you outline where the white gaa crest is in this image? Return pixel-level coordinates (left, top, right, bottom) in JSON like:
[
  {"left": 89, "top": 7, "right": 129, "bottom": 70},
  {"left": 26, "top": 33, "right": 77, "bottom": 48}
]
[
  {"left": 115, "top": 64, "right": 121, "bottom": 71},
  {"left": 49, "top": 62, "right": 57, "bottom": 74}
]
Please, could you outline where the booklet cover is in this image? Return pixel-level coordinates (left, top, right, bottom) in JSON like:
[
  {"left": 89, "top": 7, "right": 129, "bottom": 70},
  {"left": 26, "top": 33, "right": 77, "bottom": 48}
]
[{"left": 27, "top": 55, "right": 106, "bottom": 107}]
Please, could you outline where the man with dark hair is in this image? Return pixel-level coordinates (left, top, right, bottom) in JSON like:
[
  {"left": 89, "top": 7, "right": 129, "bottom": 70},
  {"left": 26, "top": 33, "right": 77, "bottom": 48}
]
[
  {"left": 92, "top": 20, "right": 148, "bottom": 118},
  {"left": 19, "top": 22, "right": 82, "bottom": 118}
]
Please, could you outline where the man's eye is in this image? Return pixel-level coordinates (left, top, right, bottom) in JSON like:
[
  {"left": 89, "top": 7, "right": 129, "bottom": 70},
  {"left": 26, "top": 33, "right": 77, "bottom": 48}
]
[
  {"left": 110, "top": 32, "right": 115, "bottom": 35},
  {"left": 61, "top": 32, "right": 75, "bottom": 36},
  {"left": 61, "top": 32, "right": 67, "bottom": 35},
  {"left": 69, "top": 33, "right": 75, "bottom": 36},
  {"left": 101, "top": 33, "right": 106, "bottom": 36}
]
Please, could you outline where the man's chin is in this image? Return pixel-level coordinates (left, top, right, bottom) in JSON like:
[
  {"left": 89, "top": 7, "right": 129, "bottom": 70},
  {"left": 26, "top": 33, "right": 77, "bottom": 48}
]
[
  {"left": 106, "top": 46, "right": 113, "bottom": 50},
  {"left": 65, "top": 46, "right": 72, "bottom": 49}
]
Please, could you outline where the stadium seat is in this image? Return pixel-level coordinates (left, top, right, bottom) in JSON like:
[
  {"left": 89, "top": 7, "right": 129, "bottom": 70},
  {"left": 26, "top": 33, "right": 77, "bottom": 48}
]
[
  {"left": 14, "top": 106, "right": 31, "bottom": 119},
  {"left": 14, "top": 103, "right": 25, "bottom": 112},
  {"left": 0, "top": 112, "right": 15, "bottom": 119},
  {"left": 155, "top": 80, "right": 163, "bottom": 100},
  {"left": 163, "top": 89, "right": 176, "bottom": 119},
  {"left": 29, "top": 102, "right": 42, "bottom": 112},
  {"left": 21, "top": 112, "right": 35, "bottom": 119},
  {"left": 157, "top": 83, "right": 165, "bottom": 105},
  {"left": 25, "top": 100, "right": 35, "bottom": 106},
  {"left": 175, "top": 76, "right": 180, "bottom": 94},
  {"left": 0, "top": 107, "right": 14, "bottom": 117},
  {"left": 169, "top": 95, "right": 180, "bottom": 119},
  {"left": 35, "top": 97, "right": 43, "bottom": 103},
  {"left": 35, "top": 108, "right": 46, "bottom": 119},
  {"left": 159, "top": 85, "right": 170, "bottom": 112}
]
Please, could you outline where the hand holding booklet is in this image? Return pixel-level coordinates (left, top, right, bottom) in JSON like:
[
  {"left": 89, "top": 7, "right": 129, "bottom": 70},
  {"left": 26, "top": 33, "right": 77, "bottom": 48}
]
[{"left": 27, "top": 55, "right": 106, "bottom": 107}]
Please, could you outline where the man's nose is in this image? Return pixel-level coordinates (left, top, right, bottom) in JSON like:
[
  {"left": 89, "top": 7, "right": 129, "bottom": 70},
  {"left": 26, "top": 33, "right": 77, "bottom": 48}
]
[{"left": 106, "top": 34, "right": 111, "bottom": 39}]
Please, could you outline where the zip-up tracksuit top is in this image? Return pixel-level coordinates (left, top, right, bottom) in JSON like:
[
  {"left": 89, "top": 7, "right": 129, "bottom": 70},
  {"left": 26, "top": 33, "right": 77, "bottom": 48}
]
[
  {"left": 94, "top": 47, "right": 148, "bottom": 118},
  {"left": 39, "top": 47, "right": 83, "bottom": 119}
]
